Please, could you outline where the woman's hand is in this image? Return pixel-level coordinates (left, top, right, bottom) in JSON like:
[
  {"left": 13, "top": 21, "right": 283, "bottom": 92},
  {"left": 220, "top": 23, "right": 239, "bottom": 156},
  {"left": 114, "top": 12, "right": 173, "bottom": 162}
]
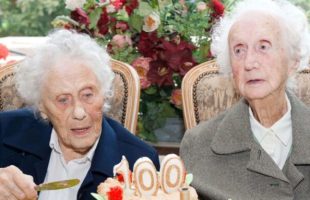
[{"left": 0, "top": 165, "right": 37, "bottom": 200}]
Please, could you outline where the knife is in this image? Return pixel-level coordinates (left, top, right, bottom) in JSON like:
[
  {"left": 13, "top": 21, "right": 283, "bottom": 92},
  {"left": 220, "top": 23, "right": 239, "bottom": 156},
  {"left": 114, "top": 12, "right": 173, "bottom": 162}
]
[{"left": 35, "top": 179, "right": 80, "bottom": 191}]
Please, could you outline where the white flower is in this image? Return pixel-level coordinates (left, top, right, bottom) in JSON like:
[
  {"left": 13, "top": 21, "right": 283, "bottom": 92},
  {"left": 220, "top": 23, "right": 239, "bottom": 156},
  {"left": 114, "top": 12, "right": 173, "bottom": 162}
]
[
  {"left": 106, "top": 4, "right": 116, "bottom": 13},
  {"left": 196, "top": 2, "right": 207, "bottom": 12},
  {"left": 142, "top": 12, "right": 160, "bottom": 32},
  {"left": 65, "top": 0, "right": 86, "bottom": 10}
]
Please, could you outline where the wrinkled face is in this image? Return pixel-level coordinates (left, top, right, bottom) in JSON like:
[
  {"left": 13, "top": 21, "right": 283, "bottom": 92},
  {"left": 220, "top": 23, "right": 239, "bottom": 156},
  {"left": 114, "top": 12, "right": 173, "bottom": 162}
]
[
  {"left": 228, "top": 12, "right": 297, "bottom": 101},
  {"left": 39, "top": 60, "right": 104, "bottom": 156}
]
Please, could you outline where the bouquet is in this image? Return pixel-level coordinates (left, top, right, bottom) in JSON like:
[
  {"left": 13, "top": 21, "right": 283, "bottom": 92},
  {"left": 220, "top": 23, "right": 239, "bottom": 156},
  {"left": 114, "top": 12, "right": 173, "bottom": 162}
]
[{"left": 53, "top": 0, "right": 225, "bottom": 142}]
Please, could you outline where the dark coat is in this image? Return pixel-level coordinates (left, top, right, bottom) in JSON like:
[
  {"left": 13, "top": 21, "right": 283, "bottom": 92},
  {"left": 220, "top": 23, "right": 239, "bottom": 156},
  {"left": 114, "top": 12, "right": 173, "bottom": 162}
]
[{"left": 0, "top": 108, "right": 159, "bottom": 200}]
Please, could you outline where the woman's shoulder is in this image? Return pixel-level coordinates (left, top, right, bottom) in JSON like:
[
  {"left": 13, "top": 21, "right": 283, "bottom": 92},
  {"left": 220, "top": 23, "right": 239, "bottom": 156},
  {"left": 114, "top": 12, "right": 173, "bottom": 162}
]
[
  {"left": 183, "top": 112, "right": 227, "bottom": 143},
  {"left": 0, "top": 108, "right": 40, "bottom": 127}
]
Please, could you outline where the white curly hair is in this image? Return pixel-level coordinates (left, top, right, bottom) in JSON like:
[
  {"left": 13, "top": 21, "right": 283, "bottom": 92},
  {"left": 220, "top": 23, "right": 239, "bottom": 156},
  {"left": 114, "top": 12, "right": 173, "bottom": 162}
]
[
  {"left": 15, "top": 29, "right": 115, "bottom": 113},
  {"left": 211, "top": 0, "right": 310, "bottom": 77}
]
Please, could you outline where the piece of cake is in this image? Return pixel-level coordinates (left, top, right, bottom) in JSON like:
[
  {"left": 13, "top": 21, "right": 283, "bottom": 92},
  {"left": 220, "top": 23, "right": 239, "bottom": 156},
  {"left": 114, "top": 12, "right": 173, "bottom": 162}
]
[{"left": 91, "top": 154, "right": 198, "bottom": 200}]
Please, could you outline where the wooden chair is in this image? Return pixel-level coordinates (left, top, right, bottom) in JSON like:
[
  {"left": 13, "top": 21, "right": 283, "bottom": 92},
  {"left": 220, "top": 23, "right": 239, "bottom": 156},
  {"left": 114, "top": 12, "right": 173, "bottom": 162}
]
[
  {"left": 182, "top": 59, "right": 310, "bottom": 130},
  {"left": 0, "top": 59, "right": 140, "bottom": 134}
]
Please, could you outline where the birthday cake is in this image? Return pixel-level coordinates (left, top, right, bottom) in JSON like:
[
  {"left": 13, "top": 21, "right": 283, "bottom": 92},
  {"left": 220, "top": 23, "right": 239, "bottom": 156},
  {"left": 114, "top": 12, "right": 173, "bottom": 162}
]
[{"left": 92, "top": 154, "right": 198, "bottom": 200}]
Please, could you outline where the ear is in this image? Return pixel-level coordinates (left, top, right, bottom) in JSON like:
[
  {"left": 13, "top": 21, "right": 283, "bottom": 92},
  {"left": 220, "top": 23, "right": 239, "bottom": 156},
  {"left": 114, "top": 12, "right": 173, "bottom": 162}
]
[
  {"left": 38, "top": 102, "right": 48, "bottom": 120},
  {"left": 288, "top": 59, "right": 299, "bottom": 76}
]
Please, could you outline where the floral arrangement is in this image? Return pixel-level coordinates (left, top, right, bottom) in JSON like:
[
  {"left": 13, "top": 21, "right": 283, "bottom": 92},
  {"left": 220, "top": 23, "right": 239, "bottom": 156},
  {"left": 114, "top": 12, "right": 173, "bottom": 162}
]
[{"left": 53, "top": 0, "right": 225, "bottom": 141}]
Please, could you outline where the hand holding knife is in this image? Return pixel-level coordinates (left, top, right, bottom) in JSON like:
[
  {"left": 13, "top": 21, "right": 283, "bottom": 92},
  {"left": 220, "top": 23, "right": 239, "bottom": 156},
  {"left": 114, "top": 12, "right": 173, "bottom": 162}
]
[{"left": 0, "top": 165, "right": 80, "bottom": 200}]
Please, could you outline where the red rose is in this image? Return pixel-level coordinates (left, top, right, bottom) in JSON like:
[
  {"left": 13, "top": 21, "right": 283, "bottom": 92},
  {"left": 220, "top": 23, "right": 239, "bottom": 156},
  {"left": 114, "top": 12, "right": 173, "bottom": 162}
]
[
  {"left": 211, "top": 0, "right": 225, "bottom": 18},
  {"left": 71, "top": 8, "right": 90, "bottom": 26},
  {"left": 161, "top": 39, "right": 196, "bottom": 75},
  {"left": 97, "top": 8, "right": 110, "bottom": 35},
  {"left": 0, "top": 44, "right": 9, "bottom": 60},
  {"left": 147, "top": 59, "right": 174, "bottom": 87},
  {"left": 138, "top": 31, "right": 161, "bottom": 59},
  {"left": 125, "top": 0, "right": 139, "bottom": 15}
]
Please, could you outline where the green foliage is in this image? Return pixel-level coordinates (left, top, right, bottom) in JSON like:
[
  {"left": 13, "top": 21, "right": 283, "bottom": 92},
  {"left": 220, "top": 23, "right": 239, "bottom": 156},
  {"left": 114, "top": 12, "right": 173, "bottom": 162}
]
[
  {"left": 158, "top": 2, "right": 212, "bottom": 41},
  {"left": 109, "top": 45, "right": 140, "bottom": 64},
  {"left": 139, "top": 99, "right": 178, "bottom": 142},
  {"left": 89, "top": 7, "right": 102, "bottom": 29},
  {"left": 292, "top": 0, "right": 310, "bottom": 21},
  {"left": 0, "top": 0, "right": 68, "bottom": 36}
]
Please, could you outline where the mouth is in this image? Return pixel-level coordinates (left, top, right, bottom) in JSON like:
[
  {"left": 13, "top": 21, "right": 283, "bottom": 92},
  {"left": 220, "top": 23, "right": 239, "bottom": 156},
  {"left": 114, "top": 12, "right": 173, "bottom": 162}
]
[
  {"left": 247, "top": 79, "right": 264, "bottom": 85},
  {"left": 70, "top": 126, "right": 91, "bottom": 136}
]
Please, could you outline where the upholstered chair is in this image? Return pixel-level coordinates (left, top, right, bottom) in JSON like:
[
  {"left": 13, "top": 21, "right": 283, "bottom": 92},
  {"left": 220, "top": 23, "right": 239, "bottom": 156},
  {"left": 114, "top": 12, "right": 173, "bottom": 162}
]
[
  {"left": 0, "top": 59, "right": 140, "bottom": 134},
  {"left": 182, "top": 60, "right": 310, "bottom": 130}
]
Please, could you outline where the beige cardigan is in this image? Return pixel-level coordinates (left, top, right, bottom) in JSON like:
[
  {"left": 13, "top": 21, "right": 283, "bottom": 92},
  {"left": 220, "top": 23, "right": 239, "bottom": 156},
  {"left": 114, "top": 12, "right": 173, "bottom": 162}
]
[{"left": 180, "top": 92, "right": 310, "bottom": 200}]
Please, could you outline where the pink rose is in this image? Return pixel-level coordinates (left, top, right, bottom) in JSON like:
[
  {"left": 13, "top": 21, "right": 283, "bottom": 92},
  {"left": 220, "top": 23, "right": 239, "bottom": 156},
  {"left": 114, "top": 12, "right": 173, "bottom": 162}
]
[
  {"left": 170, "top": 89, "right": 182, "bottom": 109},
  {"left": 111, "top": 34, "right": 132, "bottom": 49},
  {"left": 140, "top": 77, "right": 152, "bottom": 89},
  {"left": 131, "top": 57, "right": 152, "bottom": 89}
]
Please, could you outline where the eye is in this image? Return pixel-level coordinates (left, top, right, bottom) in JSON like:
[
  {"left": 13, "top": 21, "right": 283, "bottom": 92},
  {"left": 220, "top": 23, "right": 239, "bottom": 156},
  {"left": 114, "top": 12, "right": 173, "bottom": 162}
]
[
  {"left": 56, "top": 95, "right": 71, "bottom": 105},
  {"left": 83, "top": 92, "right": 94, "bottom": 98},
  {"left": 233, "top": 45, "right": 246, "bottom": 57},
  {"left": 258, "top": 41, "right": 271, "bottom": 52},
  {"left": 81, "top": 88, "right": 95, "bottom": 103}
]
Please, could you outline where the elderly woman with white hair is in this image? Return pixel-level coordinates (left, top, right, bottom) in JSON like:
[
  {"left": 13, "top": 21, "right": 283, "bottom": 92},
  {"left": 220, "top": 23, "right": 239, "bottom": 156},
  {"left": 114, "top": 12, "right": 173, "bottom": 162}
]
[
  {"left": 0, "top": 30, "right": 159, "bottom": 200},
  {"left": 180, "top": 0, "right": 310, "bottom": 199}
]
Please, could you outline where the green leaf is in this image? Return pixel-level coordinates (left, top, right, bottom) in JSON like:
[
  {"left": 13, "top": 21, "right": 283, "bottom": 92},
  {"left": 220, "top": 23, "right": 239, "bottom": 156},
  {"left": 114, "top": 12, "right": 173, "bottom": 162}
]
[
  {"left": 116, "top": 8, "right": 129, "bottom": 22},
  {"left": 128, "top": 12, "right": 144, "bottom": 32},
  {"left": 91, "top": 193, "right": 106, "bottom": 200},
  {"left": 136, "top": 2, "right": 154, "bottom": 16},
  {"left": 144, "top": 86, "right": 158, "bottom": 95},
  {"left": 89, "top": 7, "right": 102, "bottom": 29},
  {"left": 84, "top": 0, "right": 97, "bottom": 10},
  {"left": 185, "top": 173, "right": 193, "bottom": 185}
]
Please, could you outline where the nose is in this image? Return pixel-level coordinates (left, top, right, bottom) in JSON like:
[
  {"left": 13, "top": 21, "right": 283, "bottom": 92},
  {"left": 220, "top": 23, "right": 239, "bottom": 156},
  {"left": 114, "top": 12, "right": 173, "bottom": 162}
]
[
  {"left": 73, "top": 104, "right": 86, "bottom": 120},
  {"left": 244, "top": 51, "right": 259, "bottom": 71}
]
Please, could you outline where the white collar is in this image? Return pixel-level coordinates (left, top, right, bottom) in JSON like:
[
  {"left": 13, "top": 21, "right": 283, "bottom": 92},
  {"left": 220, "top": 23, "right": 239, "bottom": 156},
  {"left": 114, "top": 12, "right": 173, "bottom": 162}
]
[
  {"left": 49, "top": 129, "right": 99, "bottom": 163},
  {"left": 249, "top": 94, "right": 292, "bottom": 146}
]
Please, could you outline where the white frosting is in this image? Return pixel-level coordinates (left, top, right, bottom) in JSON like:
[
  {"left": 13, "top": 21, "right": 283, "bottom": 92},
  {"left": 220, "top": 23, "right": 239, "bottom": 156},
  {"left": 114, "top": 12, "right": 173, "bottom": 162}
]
[
  {"left": 97, "top": 154, "right": 198, "bottom": 200},
  {"left": 97, "top": 178, "right": 198, "bottom": 200}
]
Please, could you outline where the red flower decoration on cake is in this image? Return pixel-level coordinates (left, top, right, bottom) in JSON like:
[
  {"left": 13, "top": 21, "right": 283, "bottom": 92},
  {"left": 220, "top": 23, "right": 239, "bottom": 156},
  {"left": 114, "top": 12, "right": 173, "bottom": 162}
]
[
  {"left": 116, "top": 171, "right": 132, "bottom": 183},
  {"left": 107, "top": 186, "right": 123, "bottom": 200}
]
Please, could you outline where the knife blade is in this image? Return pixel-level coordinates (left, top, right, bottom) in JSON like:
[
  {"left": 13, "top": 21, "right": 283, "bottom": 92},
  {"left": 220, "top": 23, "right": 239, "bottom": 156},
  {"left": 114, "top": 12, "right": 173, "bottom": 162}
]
[{"left": 35, "top": 179, "right": 80, "bottom": 191}]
